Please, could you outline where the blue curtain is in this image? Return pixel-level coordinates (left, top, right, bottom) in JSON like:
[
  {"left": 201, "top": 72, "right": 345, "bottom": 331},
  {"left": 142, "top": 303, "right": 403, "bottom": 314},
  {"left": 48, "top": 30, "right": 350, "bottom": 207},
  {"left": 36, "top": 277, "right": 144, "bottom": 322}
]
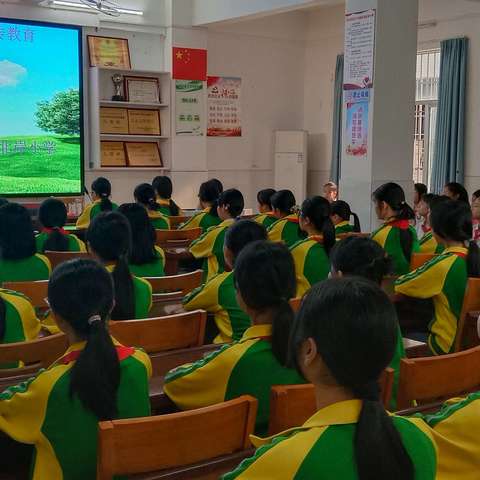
[
  {"left": 330, "top": 54, "right": 344, "bottom": 185},
  {"left": 431, "top": 38, "right": 468, "bottom": 193}
]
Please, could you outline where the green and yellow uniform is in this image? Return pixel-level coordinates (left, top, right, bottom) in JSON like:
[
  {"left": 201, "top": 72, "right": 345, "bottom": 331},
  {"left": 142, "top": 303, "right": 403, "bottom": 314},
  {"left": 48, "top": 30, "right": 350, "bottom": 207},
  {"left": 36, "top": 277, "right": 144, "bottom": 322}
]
[
  {"left": 389, "top": 325, "right": 406, "bottom": 410},
  {"left": 75, "top": 200, "right": 118, "bottom": 230},
  {"left": 156, "top": 198, "right": 183, "bottom": 217},
  {"left": 183, "top": 271, "right": 251, "bottom": 344},
  {"left": 128, "top": 246, "right": 165, "bottom": 278},
  {"left": 223, "top": 400, "right": 437, "bottom": 480},
  {"left": 419, "top": 230, "right": 445, "bottom": 255},
  {"left": 254, "top": 213, "right": 277, "bottom": 230},
  {"left": 290, "top": 236, "right": 330, "bottom": 298},
  {"left": 371, "top": 220, "right": 420, "bottom": 275},
  {"left": 147, "top": 210, "right": 170, "bottom": 230},
  {"left": 334, "top": 221, "right": 354, "bottom": 235},
  {"left": 189, "top": 218, "right": 234, "bottom": 282},
  {"left": 0, "top": 341, "right": 151, "bottom": 480},
  {"left": 35, "top": 231, "right": 86, "bottom": 253},
  {"left": 268, "top": 214, "right": 304, "bottom": 248},
  {"left": 0, "top": 254, "right": 51, "bottom": 283},
  {"left": 164, "top": 324, "right": 305, "bottom": 435},
  {"left": 395, "top": 247, "right": 468, "bottom": 355},
  {"left": 179, "top": 208, "right": 222, "bottom": 233},
  {"left": 420, "top": 391, "right": 480, "bottom": 480}
]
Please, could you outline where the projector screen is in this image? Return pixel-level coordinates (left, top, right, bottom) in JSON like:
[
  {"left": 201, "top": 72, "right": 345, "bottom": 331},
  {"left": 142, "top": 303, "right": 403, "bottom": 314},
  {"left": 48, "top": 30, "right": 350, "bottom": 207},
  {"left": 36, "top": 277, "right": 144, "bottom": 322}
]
[{"left": 0, "top": 18, "right": 83, "bottom": 197}]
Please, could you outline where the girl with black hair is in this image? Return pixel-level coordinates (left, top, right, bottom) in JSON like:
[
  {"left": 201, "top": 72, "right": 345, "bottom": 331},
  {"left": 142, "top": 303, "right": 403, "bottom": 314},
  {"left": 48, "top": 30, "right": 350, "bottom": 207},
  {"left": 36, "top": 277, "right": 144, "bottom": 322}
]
[
  {"left": 371, "top": 182, "right": 419, "bottom": 275},
  {"left": 183, "top": 219, "right": 267, "bottom": 344},
  {"left": 417, "top": 194, "right": 448, "bottom": 254},
  {"left": 0, "top": 203, "right": 51, "bottom": 283},
  {"left": 254, "top": 188, "right": 277, "bottom": 229},
  {"left": 165, "top": 241, "right": 305, "bottom": 435},
  {"left": 0, "top": 259, "right": 151, "bottom": 479},
  {"left": 189, "top": 188, "right": 245, "bottom": 281},
  {"left": 268, "top": 189, "right": 304, "bottom": 247},
  {"left": 134, "top": 183, "right": 170, "bottom": 230},
  {"left": 36, "top": 198, "right": 86, "bottom": 253},
  {"left": 472, "top": 192, "right": 480, "bottom": 242},
  {"left": 179, "top": 179, "right": 223, "bottom": 233},
  {"left": 224, "top": 277, "right": 436, "bottom": 480},
  {"left": 76, "top": 177, "right": 118, "bottom": 229},
  {"left": 444, "top": 182, "right": 470, "bottom": 205},
  {"left": 331, "top": 200, "right": 361, "bottom": 234},
  {"left": 118, "top": 203, "right": 165, "bottom": 278},
  {"left": 152, "top": 176, "right": 182, "bottom": 217},
  {"left": 87, "top": 212, "right": 153, "bottom": 320},
  {"left": 396, "top": 199, "right": 480, "bottom": 355},
  {"left": 290, "top": 196, "right": 335, "bottom": 297}
]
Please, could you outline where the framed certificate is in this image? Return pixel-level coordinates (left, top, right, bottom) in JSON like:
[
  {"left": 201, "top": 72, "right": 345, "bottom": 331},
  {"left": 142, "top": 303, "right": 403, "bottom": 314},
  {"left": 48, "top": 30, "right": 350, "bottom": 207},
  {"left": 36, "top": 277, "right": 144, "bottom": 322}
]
[
  {"left": 100, "top": 107, "right": 129, "bottom": 134},
  {"left": 124, "top": 76, "right": 160, "bottom": 103},
  {"left": 101, "top": 142, "right": 127, "bottom": 167},
  {"left": 87, "top": 35, "right": 131, "bottom": 69},
  {"left": 127, "top": 109, "right": 161, "bottom": 135},
  {"left": 125, "top": 142, "right": 163, "bottom": 167}
]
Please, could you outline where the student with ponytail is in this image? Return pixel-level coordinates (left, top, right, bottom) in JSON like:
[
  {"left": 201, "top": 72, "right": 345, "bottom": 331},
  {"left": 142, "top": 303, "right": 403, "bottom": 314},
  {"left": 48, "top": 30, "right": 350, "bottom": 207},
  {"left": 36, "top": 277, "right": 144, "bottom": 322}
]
[
  {"left": 0, "top": 259, "right": 151, "bottom": 479},
  {"left": 395, "top": 199, "right": 479, "bottom": 355},
  {"left": 76, "top": 177, "right": 118, "bottom": 229},
  {"left": 331, "top": 200, "right": 361, "bottom": 234},
  {"left": 87, "top": 212, "right": 152, "bottom": 320},
  {"left": 290, "top": 196, "right": 335, "bottom": 297},
  {"left": 164, "top": 241, "right": 305, "bottom": 435},
  {"left": 254, "top": 188, "right": 277, "bottom": 229},
  {"left": 224, "top": 277, "right": 436, "bottom": 480},
  {"left": 152, "top": 176, "right": 182, "bottom": 217},
  {"left": 134, "top": 183, "right": 170, "bottom": 230},
  {"left": 371, "top": 182, "right": 419, "bottom": 275},
  {"left": 36, "top": 198, "right": 86, "bottom": 253},
  {"left": 417, "top": 194, "right": 448, "bottom": 254}
]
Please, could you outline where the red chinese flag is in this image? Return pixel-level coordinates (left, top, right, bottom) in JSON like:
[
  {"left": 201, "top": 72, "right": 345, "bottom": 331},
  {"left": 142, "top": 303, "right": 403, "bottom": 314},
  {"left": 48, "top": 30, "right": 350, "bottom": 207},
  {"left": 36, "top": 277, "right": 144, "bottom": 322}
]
[{"left": 172, "top": 47, "right": 207, "bottom": 81}]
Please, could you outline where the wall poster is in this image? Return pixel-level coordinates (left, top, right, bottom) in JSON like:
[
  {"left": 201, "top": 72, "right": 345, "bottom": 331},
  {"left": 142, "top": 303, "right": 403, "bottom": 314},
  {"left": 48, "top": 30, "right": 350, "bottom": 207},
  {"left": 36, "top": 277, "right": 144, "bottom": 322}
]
[{"left": 207, "top": 76, "right": 241, "bottom": 137}]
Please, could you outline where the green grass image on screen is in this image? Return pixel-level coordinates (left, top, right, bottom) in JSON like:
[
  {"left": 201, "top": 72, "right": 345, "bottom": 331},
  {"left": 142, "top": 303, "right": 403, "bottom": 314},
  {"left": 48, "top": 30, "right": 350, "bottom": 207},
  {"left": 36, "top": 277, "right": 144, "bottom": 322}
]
[{"left": 0, "top": 135, "right": 81, "bottom": 195}]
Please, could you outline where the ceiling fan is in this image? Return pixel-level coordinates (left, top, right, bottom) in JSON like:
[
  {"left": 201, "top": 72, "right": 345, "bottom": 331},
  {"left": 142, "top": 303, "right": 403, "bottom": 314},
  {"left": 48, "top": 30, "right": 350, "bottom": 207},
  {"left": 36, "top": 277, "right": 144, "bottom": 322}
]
[{"left": 79, "top": 0, "right": 121, "bottom": 16}]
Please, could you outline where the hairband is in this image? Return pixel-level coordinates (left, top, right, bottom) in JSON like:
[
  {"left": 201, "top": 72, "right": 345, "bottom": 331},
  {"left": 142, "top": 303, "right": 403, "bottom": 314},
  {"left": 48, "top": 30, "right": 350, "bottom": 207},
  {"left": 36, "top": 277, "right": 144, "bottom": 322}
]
[{"left": 88, "top": 314, "right": 101, "bottom": 325}]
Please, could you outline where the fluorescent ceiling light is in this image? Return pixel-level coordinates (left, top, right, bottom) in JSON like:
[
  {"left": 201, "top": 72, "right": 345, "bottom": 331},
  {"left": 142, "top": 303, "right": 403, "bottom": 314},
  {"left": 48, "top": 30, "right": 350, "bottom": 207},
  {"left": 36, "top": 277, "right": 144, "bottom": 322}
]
[{"left": 52, "top": 1, "right": 144, "bottom": 16}]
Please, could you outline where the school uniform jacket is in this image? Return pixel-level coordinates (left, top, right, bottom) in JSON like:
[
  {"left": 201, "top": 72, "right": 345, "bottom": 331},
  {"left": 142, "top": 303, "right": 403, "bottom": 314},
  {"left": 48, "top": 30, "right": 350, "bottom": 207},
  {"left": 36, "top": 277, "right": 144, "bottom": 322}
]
[
  {"left": 75, "top": 200, "right": 119, "bottom": 229},
  {"left": 189, "top": 218, "right": 234, "bottom": 282},
  {"left": 267, "top": 215, "right": 304, "bottom": 248},
  {"left": 0, "top": 341, "right": 152, "bottom": 480},
  {"left": 179, "top": 209, "right": 222, "bottom": 233},
  {"left": 420, "top": 391, "right": 480, "bottom": 480},
  {"left": 35, "top": 232, "right": 86, "bottom": 253},
  {"left": 147, "top": 210, "right": 170, "bottom": 230},
  {"left": 183, "top": 271, "right": 251, "bottom": 344},
  {"left": 371, "top": 220, "right": 420, "bottom": 275},
  {"left": 334, "top": 221, "right": 354, "bottom": 235},
  {"left": 128, "top": 246, "right": 166, "bottom": 278},
  {"left": 290, "top": 236, "right": 330, "bottom": 298},
  {"left": 0, "top": 254, "right": 51, "bottom": 283},
  {"left": 254, "top": 213, "right": 277, "bottom": 230},
  {"left": 223, "top": 400, "right": 437, "bottom": 480},
  {"left": 419, "top": 230, "right": 445, "bottom": 255},
  {"left": 395, "top": 246, "right": 468, "bottom": 355},
  {"left": 164, "top": 324, "right": 305, "bottom": 435}
]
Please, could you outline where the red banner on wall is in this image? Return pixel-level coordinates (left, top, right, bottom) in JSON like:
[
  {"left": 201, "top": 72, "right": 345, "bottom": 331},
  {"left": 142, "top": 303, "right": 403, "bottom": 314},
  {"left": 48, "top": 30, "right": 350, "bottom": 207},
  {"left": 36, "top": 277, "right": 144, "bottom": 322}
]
[{"left": 172, "top": 47, "right": 207, "bottom": 81}]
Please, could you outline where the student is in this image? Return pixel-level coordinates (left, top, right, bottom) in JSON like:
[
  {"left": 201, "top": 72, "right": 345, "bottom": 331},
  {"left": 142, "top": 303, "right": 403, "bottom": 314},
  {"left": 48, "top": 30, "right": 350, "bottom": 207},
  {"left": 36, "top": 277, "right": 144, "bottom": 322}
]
[
  {"left": 414, "top": 183, "right": 428, "bottom": 208},
  {"left": 371, "top": 182, "right": 419, "bottom": 275},
  {"left": 395, "top": 200, "right": 479, "bottom": 355},
  {"left": 164, "top": 241, "right": 305, "bottom": 435},
  {"left": 152, "top": 176, "right": 182, "bottom": 217},
  {"left": 76, "top": 177, "right": 117, "bottom": 229},
  {"left": 0, "top": 203, "right": 51, "bottom": 283},
  {"left": 472, "top": 192, "right": 480, "bottom": 242},
  {"left": 323, "top": 181, "right": 338, "bottom": 203},
  {"left": 254, "top": 189, "right": 277, "bottom": 229},
  {"left": 179, "top": 179, "right": 223, "bottom": 232},
  {"left": 0, "top": 259, "right": 151, "bottom": 479},
  {"left": 118, "top": 203, "right": 165, "bottom": 278},
  {"left": 417, "top": 194, "right": 446, "bottom": 254},
  {"left": 267, "top": 190, "right": 304, "bottom": 248},
  {"left": 331, "top": 200, "right": 361, "bottom": 234},
  {"left": 87, "top": 212, "right": 152, "bottom": 320},
  {"left": 443, "top": 182, "right": 469, "bottom": 205},
  {"left": 330, "top": 236, "right": 404, "bottom": 409},
  {"left": 189, "top": 188, "right": 244, "bottom": 281},
  {"left": 223, "top": 277, "right": 436, "bottom": 480},
  {"left": 134, "top": 183, "right": 170, "bottom": 230},
  {"left": 471, "top": 189, "right": 480, "bottom": 205},
  {"left": 36, "top": 198, "right": 86, "bottom": 253},
  {"left": 290, "top": 197, "right": 335, "bottom": 297}
]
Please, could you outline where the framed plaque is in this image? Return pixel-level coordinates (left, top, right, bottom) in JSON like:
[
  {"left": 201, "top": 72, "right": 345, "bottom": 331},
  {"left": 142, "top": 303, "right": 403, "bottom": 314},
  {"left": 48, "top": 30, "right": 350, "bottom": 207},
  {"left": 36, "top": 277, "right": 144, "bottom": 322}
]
[
  {"left": 127, "top": 109, "right": 161, "bottom": 135},
  {"left": 87, "top": 35, "right": 131, "bottom": 69},
  {"left": 124, "top": 76, "right": 160, "bottom": 103},
  {"left": 101, "top": 142, "right": 127, "bottom": 167},
  {"left": 100, "top": 107, "right": 129, "bottom": 134},
  {"left": 125, "top": 142, "right": 163, "bottom": 167}
]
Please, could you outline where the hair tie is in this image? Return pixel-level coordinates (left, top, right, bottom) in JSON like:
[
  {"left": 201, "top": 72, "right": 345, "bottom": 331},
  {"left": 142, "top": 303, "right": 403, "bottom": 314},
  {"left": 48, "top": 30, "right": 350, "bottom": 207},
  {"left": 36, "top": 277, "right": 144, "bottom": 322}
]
[{"left": 88, "top": 314, "right": 101, "bottom": 325}]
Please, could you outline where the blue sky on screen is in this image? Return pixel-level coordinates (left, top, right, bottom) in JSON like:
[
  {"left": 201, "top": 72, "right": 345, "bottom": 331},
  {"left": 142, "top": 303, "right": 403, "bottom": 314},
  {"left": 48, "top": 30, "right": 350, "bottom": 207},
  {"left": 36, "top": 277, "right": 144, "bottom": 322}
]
[{"left": 0, "top": 21, "right": 80, "bottom": 135}]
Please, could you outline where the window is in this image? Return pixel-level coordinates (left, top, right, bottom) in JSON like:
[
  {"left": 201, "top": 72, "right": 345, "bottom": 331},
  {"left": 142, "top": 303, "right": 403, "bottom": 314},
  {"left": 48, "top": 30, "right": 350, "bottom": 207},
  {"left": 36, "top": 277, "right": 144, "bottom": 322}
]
[{"left": 413, "top": 49, "right": 440, "bottom": 189}]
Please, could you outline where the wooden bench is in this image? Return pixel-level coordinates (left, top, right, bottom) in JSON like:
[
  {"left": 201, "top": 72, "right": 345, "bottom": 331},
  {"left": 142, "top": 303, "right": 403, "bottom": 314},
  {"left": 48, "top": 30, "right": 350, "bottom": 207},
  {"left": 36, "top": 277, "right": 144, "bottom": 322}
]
[
  {"left": 336, "top": 232, "right": 371, "bottom": 240},
  {"left": 168, "top": 216, "right": 188, "bottom": 230},
  {"left": 3, "top": 280, "right": 49, "bottom": 308},
  {"left": 44, "top": 251, "right": 93, "bottom": 270},
  {"left": 410, "top": 253, "right": 436, "bottom": 272},
  {"left": 454, "top": 278, "right": 480, "bottom": 351}
]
